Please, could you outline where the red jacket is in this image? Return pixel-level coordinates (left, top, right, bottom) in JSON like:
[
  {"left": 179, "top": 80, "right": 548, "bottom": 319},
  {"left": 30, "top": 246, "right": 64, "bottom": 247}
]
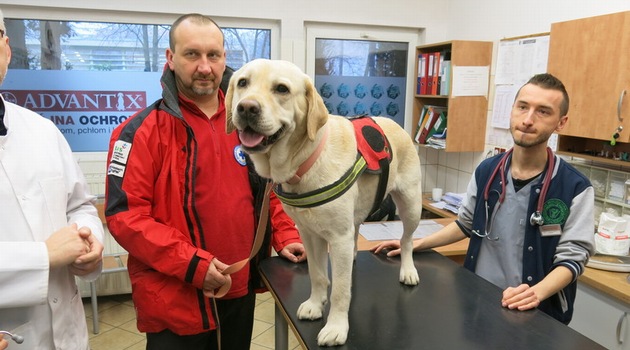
[{"left": 105, "top": 67, "right": 301, "bottom": 335}]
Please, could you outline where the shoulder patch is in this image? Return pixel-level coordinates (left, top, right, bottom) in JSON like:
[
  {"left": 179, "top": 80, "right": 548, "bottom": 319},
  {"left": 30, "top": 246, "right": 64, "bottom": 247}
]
[
  {"left": 542, "top": 198, "right": 569, "bottom": 225},
  {"left": 107, "top": 163, "right": 126, "bottom": 178},
  {"left": 111, "top": 140, "right": 132, "bottom": 165}
]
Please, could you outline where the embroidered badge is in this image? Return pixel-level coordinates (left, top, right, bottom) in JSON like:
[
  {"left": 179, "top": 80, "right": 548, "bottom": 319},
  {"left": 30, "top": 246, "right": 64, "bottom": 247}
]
[
  {"left": 541, "top": 198, "right": 569, "bottom": 225},
  {"left": 234, "top": 145, "right": 247, "bottom": 166},
  {"left": 107, "top": 163, "right": 126, "bottom": 178},
  {"left": 111, "top": 140, "right": 132, "bottom": 165}
]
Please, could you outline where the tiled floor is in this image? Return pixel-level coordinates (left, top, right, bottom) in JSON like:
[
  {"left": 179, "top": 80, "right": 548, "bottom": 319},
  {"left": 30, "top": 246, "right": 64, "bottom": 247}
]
[{"left": 83, "top": 292, "right": 302, "bottom": 350}]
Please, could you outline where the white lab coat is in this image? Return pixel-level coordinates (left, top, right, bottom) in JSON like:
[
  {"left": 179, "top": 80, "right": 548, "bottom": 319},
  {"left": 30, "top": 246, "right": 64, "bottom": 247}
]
[{"left": 0, "top": 97, "right": 103, "bottom": 349}]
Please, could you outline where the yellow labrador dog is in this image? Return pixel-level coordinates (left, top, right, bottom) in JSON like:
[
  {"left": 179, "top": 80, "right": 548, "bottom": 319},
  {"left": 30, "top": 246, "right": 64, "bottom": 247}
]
[{"left": 226, "top": 59, "right": 421, "bottom": 346}]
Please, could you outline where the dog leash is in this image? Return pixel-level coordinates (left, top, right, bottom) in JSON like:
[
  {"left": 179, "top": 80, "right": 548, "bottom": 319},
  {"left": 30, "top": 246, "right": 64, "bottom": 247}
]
[
  {"left": 214, "top": 180, "right": 272, "bottom": 298},
  {"left": 211, "top": 180, "right": 272, "bottom": 350}
]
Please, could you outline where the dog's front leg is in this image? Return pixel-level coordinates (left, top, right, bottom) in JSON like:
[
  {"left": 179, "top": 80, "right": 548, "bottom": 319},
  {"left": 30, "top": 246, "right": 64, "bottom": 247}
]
[
  {"left": 399, "top": 225, "right": 420, "bottom": 285},
  {"left": 297, "top": 233, "right": 329, "bottom": 321},
  {"left": 316, "top": 234, "right": 354, "bottom": 346}
]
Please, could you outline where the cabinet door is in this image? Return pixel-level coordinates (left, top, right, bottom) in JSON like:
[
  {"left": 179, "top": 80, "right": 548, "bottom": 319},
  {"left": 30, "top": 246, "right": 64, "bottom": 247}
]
[
  {"left": 571, "top": 283, "right": 630, "bottom": 350},
  {"left": 548, "top": 11, "right": 630, "bottom": 142}
]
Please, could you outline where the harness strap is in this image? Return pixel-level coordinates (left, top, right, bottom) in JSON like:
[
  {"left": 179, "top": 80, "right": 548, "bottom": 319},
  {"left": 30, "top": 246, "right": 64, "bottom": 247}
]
[
  {"left": 368, "top": 157, "right": 390, "bottom": 218},
  {"left": 275, "top": 155, "right": 367, "bottom": 208},
  {"left": 286, "top": 125, "right": 330, "bottom": 185}
]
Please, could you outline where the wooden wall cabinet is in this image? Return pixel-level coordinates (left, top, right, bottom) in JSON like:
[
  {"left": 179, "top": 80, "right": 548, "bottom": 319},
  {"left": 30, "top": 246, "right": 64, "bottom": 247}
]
[
  {"left": 413, "top": 40, "right": 492, "bottom": 152},
  {"left": 548, "top": 11, "right": 630, "bottom": 165}
]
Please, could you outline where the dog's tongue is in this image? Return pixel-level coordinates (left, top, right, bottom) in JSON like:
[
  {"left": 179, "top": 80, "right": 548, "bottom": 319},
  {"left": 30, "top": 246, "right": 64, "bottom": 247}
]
[{"left": 238, "top": 130, "right": 265, "bottom": 148}]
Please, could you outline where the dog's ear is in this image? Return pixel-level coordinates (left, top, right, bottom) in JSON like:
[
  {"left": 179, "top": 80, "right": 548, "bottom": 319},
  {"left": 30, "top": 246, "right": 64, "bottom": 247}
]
[
  {"left": 305, "top": 77, "right": 329, "bottom": 141},
  {"left": 225, "top": 74, "right": 236, "bottom": 134}
]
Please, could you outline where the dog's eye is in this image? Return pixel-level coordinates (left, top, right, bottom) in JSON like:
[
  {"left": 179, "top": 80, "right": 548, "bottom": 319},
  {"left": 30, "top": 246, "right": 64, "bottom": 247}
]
[
  {"left": 276, "top": 84, "right": 289, "bottom": 94},
  {"left": 237, "top": 78, "right": 248, "bottom": 88}
]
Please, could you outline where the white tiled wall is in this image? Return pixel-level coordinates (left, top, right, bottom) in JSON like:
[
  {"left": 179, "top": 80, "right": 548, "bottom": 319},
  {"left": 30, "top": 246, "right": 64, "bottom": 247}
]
[{"left": 417, "top": 146, "right": 488, "bottom": 195}]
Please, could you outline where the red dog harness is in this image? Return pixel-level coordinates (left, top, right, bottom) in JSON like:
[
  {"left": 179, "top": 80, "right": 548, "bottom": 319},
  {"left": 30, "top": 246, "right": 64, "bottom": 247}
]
[{"left": 275, "top": 116, "right": 392, "bottom": 216}]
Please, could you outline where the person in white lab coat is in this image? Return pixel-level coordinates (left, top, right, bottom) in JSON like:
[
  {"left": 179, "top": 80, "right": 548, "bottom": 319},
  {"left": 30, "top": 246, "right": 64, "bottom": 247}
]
[{"left": 0, "top": 9, "right": 104, "bottom": 349}]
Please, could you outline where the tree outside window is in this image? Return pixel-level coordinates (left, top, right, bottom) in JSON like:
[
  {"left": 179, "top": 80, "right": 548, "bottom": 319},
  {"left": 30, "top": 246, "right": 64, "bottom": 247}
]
[{"left": 5, "top": 19, "right": 270, "bottom": 71}]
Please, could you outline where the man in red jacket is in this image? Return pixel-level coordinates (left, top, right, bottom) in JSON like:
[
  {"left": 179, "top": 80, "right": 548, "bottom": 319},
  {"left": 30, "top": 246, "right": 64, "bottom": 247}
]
[{"left": 105, "top": 13, "right": 305, "bottom": 350}]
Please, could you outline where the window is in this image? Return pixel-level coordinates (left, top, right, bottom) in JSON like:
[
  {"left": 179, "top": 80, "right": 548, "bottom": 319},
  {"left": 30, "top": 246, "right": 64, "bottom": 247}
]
[
  {"left": 1, "top": 18, "right": 271, "bottom": 152},
  {"left": 314, "top": 38, "right": 408, "bottom": 127},
  {"left": 6, "top": 19, "right": 270, "bottom": 71}
]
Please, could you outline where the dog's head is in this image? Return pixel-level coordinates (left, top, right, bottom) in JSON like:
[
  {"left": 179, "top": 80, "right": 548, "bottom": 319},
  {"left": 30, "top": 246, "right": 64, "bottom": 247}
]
[{"left": 225, "top": 59, "right": 329, "bottom": 154}]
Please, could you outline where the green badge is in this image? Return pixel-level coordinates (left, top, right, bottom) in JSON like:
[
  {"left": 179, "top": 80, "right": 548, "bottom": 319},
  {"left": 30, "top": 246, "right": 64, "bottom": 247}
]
[{"left": 542, "top": 198, "right": 569, "bottom": 225}]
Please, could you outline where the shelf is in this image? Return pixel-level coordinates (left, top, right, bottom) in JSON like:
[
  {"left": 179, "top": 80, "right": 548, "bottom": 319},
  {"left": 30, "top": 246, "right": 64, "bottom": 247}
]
[
  {"left": 413, "top": 40, "right": 492, "bottom": 152},
  {"left": 415, "top": 94, "right": 448, "bottom": 99},
  {"left": 557, "top": 134, "right": 630, "bottom": 168},
  {"left": 558, "top": 150, "right": 630, "bottom": 168}
]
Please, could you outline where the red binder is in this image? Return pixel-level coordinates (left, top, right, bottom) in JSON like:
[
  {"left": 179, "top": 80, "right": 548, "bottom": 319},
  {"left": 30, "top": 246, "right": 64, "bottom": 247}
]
[
  {"left": 420, "top": 53, "right": 430, "bottom": 95},
  {"left": 426, "top": 53, "right": 434, "bottom": 95},
  {"left": 417, "top": 106, "right": 443, "bottom": 144},
  {"left": 431, "top": 51, "right": 440, "bottom": 95}
]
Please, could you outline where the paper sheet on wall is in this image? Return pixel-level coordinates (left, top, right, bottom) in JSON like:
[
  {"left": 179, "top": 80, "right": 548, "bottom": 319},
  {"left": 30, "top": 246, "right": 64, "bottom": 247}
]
[
  {"left": 495, "top": 35, "right": 549, "bottom": 85},
  {"left": 491, "top": 85, "right": 518, "bottom": 129},
  {"left": 490, "top": 34, "right": 550, "bottom": 145},
  {"left": 360, "top": 220, "right": 445, "bottom": 241},
  {"left": 451, "top": 66, "right": 490, "bottom": 98}
]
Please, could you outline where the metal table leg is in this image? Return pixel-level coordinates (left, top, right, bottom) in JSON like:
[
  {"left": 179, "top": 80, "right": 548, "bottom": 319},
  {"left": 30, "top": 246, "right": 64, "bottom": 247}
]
[{"left": 275, "top": 303, "right": 289, "bottom": 350}]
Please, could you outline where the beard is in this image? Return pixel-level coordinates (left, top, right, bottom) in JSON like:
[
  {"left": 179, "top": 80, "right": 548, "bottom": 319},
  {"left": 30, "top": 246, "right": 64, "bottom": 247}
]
[
  {"left": 192, "top": 85, "right": 216, "bottom": 96},
  {"left": 190, "top": 73, "right": 217, "bottom": 96},
  {"left": 175, "top": 73, "right": 218, "bottom": 99},
  {"left": 511, "top": 127, "right": 554, "bottom": 148}
]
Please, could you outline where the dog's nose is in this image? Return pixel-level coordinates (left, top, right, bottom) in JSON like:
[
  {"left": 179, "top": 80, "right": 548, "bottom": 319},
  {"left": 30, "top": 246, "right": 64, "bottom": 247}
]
[{"left": 237, "top": 99, "right": 261, "bottom": 118}]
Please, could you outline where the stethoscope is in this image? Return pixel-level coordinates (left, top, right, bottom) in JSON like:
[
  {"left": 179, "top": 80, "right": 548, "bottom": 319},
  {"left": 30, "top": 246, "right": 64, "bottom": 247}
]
[
  {"left": 0, "top": 330, "right": 24, "bottom": 344},
  {"left": 472, "top": 147, "right": 554, "bottom": 240}
]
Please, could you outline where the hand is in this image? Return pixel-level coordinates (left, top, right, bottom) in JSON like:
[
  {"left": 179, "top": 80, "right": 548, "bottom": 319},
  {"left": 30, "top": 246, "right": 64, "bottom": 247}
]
[
  {"left": 69, "top": 226, "right": 104, "bottom": 276},
  {"left": 370, "top": 240, "right": 402, "bottom": 257},
  {"left": 202, "top": 258, "right": 231, "bottom": 298},
  {"left": 0, "top": 334, "right": 8, "bottom": 350},
  {"left": 278, "top": 243, "right": 306, "bottom": 263},
  {"left": 501, "top": 284, "right": 541, "bottom": 311},
  {"left": 46, "top": 223, "right": 92, "bottom": 269}
]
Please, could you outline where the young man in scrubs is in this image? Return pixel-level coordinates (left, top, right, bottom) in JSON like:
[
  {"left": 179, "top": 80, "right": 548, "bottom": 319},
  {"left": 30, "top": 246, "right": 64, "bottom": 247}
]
[{"left": 373, "top": 73, "right": 595, "bottom": 324}]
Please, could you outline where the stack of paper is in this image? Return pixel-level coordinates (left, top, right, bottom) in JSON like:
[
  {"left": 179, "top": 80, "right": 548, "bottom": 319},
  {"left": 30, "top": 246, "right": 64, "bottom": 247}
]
[
  {"left": 426, "top": 137, "right": 446, "bottom": 149},
  {"left": 426, "top": 128, "right": 447, "bottom": 149},
  {"left": 441, "top": 192, "right": 465, "bottom": 214}
]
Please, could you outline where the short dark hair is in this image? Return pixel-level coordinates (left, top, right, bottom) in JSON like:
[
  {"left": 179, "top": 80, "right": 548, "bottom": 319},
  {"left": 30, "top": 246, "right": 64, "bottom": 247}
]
[
  {"left": 169, "top": 13, "right": 224, "bottom": 51},
  {"left": 517, "top": 73, "right": 570, "bottom": 117}
]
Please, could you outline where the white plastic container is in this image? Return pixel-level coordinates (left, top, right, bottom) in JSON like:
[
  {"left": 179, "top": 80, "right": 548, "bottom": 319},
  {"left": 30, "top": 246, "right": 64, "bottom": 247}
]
[{"left": 595, "top": 212, "right": 630, "bottom": 256}]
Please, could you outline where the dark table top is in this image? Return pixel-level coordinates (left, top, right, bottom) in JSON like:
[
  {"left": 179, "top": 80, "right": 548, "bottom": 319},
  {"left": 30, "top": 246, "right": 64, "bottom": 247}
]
[{"left": 259, "top": 250, "right": 605, "bottom": 350}]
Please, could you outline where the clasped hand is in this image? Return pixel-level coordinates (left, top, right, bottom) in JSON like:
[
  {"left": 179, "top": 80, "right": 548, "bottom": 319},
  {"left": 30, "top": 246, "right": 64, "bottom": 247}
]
[
  {"left": 45, "top": 223, "right": 104, "bottom": 275},
  {"left": 501, "top": 284, "right": 541, "bottom": 311}
]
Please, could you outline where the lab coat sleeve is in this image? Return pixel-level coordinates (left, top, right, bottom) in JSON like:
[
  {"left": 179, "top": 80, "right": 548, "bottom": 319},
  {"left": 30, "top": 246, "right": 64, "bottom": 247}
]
[
  {"left": 58, "top": 127, "right": 104, "bottom": 282},
  {"left": 0, "top": 242, "right": 49, "bottom": 307}
]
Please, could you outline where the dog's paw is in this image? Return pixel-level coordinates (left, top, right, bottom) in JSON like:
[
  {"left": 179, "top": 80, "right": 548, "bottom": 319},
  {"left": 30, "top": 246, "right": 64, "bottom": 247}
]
[
  {"left": 317, "top": 320, "right": 349, "bottom": 346},
  {"left": 400, "top": 268, "right": 420, "bottom": 285},
  {"left": 297, "top": 299, "right": 324, "bottom": 320}
]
